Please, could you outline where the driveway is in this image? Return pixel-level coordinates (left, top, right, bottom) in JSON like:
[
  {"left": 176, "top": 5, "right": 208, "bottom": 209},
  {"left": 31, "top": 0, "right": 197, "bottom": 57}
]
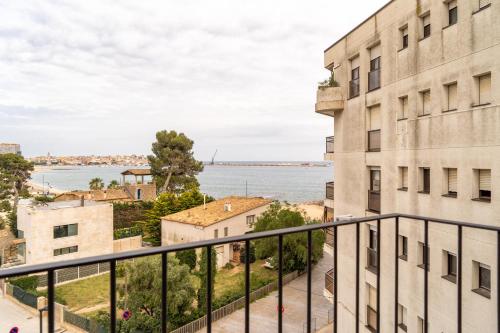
[
  {"left": 199, "top": 251, "right": 334, "bottom": 332},
  {"left": 0, "top": 292, "right": 42, "bottom": 333}
]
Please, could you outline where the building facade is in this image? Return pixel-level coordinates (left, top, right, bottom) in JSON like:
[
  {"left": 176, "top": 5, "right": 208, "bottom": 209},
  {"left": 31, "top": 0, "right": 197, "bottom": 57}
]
[
  {"left": 162, "top": 196, "right": 271, "bottom": 268},
  {"left": 316, "top": 0, "right": 497, "bottom": 332},
  {"left": 0, "top": 143, "right": 21, "bottom": 155}
]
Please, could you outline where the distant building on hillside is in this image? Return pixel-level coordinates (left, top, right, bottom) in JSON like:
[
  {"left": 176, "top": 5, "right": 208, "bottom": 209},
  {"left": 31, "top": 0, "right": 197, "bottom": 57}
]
[
  {"left": 54, "top": 168, "right": 157, "bottom": 203},
  {"left": 162, "top": 196, "right": 272, "bottom": 268},
  {"left": 0, "top": 143, "right": 21, "bottom": 155}
]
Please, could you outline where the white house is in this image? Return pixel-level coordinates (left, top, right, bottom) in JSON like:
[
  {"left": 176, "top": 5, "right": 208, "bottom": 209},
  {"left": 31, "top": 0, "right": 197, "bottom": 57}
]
[{"left": 161, "top": 196, "right": 272, "bottom": 268}]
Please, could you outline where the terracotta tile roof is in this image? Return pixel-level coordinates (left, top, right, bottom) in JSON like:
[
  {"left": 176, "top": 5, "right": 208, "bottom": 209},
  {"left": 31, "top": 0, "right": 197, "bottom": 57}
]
[
  {"left": 162, "top": 196, "right": 272, "bottom": 227},
  {"left": 121, "top": 169, "right": 151, "bottom": 176},
  {"left": 55, "top": 189, "right": 131, "bottom": 202}
]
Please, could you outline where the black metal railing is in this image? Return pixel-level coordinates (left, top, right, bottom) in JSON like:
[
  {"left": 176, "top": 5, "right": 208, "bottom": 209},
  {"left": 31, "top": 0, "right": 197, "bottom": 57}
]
[
  {"left": 368, "top": 69, "right": 381, "bottom": 91},
  {"left": 1, "top": 213, "right": 500, "bottom": 333},
  {"left": 368, "top": 190, "right": 381, "bottom": 213},
  {"left": 326, "top": 181, "right": 335, "bottom": 200},
  {"left": 349, "top": 79, "right": 360, "bottom": 98},
  {"left": 326, "top": 136, "right": 334, "bottom": 154},
  {"left": 368, "top": 129, "right": 381, "bottom": 152}
]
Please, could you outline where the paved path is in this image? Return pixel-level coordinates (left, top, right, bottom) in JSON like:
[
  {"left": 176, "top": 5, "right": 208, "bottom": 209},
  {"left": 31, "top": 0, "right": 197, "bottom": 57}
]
[
  {"left": 199, "top": 251, "right": 334, "bottom": 333},
  {"left": 0, "top": 292, "right": 41, "bottom": 333}
]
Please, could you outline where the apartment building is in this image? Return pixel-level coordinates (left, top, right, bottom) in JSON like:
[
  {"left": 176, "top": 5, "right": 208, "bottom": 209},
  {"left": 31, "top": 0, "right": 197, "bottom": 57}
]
[
  {"left": 162, "top": 196, "right": 271, "bottom": 268},
  {"left": 315, "top": 0, "right": 497, "bottom": 332},
  {"left": 0, "top": 143, "right": 21, "bottom": 155}
]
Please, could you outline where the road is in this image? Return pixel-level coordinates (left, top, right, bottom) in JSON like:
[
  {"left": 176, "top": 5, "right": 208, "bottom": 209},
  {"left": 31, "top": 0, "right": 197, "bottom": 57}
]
[
  {"left": 198, "top": 251, "right": 334, "bottom": 333},
  {"left": 0, "top": 292, "right": 42, "bottom": 333}
]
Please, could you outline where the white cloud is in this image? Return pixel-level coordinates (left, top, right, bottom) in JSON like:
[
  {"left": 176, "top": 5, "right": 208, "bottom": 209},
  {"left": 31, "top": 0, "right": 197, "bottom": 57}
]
[{"left": 0, "top": 0, "right": 388, "bottom": 160}]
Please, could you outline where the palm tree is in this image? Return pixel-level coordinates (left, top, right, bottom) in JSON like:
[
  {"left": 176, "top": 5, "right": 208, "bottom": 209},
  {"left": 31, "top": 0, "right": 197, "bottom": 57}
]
[
  {"left": 108, "top": 180, "right": 120, "bottom": 189},
  {"left": 89, "top": 177, "right": 105, "bottom": 190}
]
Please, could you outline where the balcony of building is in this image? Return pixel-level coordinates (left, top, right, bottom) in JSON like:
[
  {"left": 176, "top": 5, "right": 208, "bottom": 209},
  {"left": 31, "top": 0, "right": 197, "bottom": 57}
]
[
  {"left": 324, "top": 181, "right": 334, "bottom": 211},
  {"left": 324, "top": 136, "right": 334, "bottom": 161},
  {"left": 315, "top": 87, "right": 344, "bottom": 117}
]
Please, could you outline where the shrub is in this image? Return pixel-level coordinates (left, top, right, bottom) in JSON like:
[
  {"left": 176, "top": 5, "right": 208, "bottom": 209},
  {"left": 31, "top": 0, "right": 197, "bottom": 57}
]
[
  {"left": 176, "top": 249, "right": 197, "bottom": 271},
  {"left": 223, "top": 262, "right": 234, "bottom": 270},
  {"left": 239, "top": 244, "right": 256, "bottom": 264},
  {"left": 9, "top": 275, "right": 38, "bottom": 291}
]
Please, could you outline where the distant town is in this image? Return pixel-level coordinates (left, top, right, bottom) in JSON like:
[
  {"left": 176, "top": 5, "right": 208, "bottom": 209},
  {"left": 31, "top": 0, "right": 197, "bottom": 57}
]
[{"left": 28, "top": 154, "right": 149, "bottom": 166}]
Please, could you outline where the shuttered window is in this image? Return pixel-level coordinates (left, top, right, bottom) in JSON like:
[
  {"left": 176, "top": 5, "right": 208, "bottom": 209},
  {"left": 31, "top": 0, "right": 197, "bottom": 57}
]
[
  {"left": 422, "top": 14, "right": 431, "bottom": 38},
  {"left": 400, "top": 167, "right": 408, "bottom": 189},
  {"left": 368, "top": 284, "right": 377, "bottom": 309},
  {"left": 351, "top": 56, "right": 360, "bottom": 71},
  {"left": 421, "top": 90, "right": 431, "bottom": 116},
  {"left": 399, "top": 96, "right": 408, "bottom": 119},
  {"left": 448, "top": 168, "right": 458, "bottom": 194},
  {"left": 447, "top": 83, "right": 458, "bottom": 111},
  {"left": 370, "top": 105, "right": 381, "bottom": 130},
  {"left": 370, "top": 44, "right": 381, "bottom": 60},
  {"left": 479, "top": 0, "right": 490, "bottom": 9},
  {"left": 479, "top": 170, "right": 491, "bottom": 191},
  {"left": 479, "top": 74, "right": 491, "bottom": 105}
]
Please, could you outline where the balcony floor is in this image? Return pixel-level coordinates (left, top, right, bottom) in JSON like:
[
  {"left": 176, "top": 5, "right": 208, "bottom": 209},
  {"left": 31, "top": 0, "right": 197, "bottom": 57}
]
[{"left": 197, "top": 251, "right": 333, "bottom": 332}]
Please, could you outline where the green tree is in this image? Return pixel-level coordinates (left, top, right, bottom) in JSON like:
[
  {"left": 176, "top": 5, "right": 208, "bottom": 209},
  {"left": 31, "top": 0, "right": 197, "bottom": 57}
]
[
  {"left": 0, "top": 153, "right": 34, "bottom": 236},
  {"left": 176, "top": 249, "right": 197, "bottom": 271},
  {"left": 89, "top": 177, "right": 104, "bottom": 190},
  {"left": 147, "top": 130, "right": 204, "bottom": 193},
  {"left": 196, "top": 247, "right": 217, "bottom": 313},
  {"left": 108, "top": 180, "right": 120, "bottom": 189},
  {"left": 117, "top": 255, "right": 196, "bottom": 331},
  {"left": 253, "top": 202, "right": 325, "bottom": 273},
  {"left": 239, "top": 243, "right": 256, "bottom": 264},
  {"left": 145, "top": 188, "right": 213, "bottom": 246}
]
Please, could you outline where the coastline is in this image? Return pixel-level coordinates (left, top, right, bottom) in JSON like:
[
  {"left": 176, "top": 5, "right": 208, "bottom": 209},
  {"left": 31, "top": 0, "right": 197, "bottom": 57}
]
[{"left": 27, "top": 179, "right": 64, "bottom": 195}]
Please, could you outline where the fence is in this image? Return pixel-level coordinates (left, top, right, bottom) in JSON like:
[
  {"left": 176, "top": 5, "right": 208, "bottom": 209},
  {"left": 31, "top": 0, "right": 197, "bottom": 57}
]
[
  {"left": 63, "top": 309, "right": 107, "bottom": 333},
  {"left": 6, "top": 283, "right": 38, "bottom": 308},
  {"left": 170, "top": 271, "right": 299, "bottom": 333},
  {"left": 38, "top": 262, "right": 110, "bottom": 287}
]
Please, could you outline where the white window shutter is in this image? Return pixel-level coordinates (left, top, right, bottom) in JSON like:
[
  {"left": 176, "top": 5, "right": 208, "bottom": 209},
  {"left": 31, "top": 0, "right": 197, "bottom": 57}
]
[
  {"left": 479, "top": 170, "right": 491, "bottom": 191},
  {"left": 423, "top": 15, "right": 430, "bottom": 26},
  {"left": 448, "top": 84, "right": 457, "bottom": 110},
  {"left": 479, "top": 74, "right": 491, "bottom": 105},
  {"left": 370, "top": 44, "right": 381, "bottom": 60},
  {"left": 351, "top": 56, "right": 360, "bottom": 69},
  {"left": 448, "top": 169, "right": 457, "bottom": 192},
  {"left": 370, "top": 106, "right": 381, "bottom": 130},
  {"left": 402, "top": 168, "right": 408, "bottom": 188}
]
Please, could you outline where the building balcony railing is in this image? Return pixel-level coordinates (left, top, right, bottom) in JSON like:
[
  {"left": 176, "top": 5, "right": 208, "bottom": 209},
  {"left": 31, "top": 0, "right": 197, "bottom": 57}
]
[
  {"left": 368, "top": 69, "right": 381, "bottom": 91},
  {"left": 368, "top": 190, "right": 381, "bottom": 213},
  {"left": 1, "top": 213, "right": 499, "bottom": 333},
  {"left": 367, "top": 129, "right": 381, "bottom": 152},
  {"left": 326, "top": 181, "right": 335, "bottom": 201},
  {"left": 325, "top": 268, "right": 334, "bottom": 294},
  {"left": 349, "top": 79, "right": 360, "bottom": 98},
  {"left": 315, "top": 86, "right": 344, "bottom": 117}
]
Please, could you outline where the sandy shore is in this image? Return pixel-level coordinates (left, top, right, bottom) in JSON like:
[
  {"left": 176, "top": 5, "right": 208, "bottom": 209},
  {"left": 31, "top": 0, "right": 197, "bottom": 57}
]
[{"left": 27, "top": 180, "right": 64, "bottom": 195}]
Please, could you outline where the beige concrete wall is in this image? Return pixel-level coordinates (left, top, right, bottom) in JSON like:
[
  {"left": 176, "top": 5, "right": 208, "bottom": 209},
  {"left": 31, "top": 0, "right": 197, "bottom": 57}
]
[
  {"left": 17, "top": 200, "right": 113, "bottom": 265},
  {"left": 113, "top": 235, "right": 142, "bottom": 252},
  {"left": 161, "top": 204, "right": 270, "bottom": 268},
  {"left": 321, "top": 1, "right": 499, "bottom": 332},
  {"left": 125, "top": 183, "right": 156, "bottom": 201}
]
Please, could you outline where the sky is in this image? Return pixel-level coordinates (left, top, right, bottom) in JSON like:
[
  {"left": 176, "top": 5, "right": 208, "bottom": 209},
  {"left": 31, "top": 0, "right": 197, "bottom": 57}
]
[{"left": 0, "top": 0, "right": 388, "bottom": 161}]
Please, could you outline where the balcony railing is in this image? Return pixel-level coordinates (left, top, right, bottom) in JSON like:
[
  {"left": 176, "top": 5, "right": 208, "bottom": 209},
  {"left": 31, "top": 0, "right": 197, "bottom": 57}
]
[
  {"left": 368, "top": 129, "right": 381, "bottom": 152},
  {"left": 326, "top": 136, "right": 334, "bottom": 154},
  {"left": 315, "top": 86, "right": 344, "bottom": 116},
  {"left": 349, "top": 79, "right": 360, "bottom": 98},
  {"left": 1, "top": 213, "right": 500, "bottom": 333},
  {"left": 368, "top": 190, "right": 381, "bottom": 213},
  {"left": 325, "top": 268, "right": 334, "bottom": 294},
  {"left": 368, "top": 69, "right": 380, "bottom": 91},
  {"left": 326, "top": 181, "right": 335, "bottom": 200}
]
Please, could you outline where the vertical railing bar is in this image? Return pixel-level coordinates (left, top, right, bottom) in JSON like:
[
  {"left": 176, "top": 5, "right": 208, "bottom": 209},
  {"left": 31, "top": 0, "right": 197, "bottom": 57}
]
[
  {"left": 355, "top": 223, "right": 360, "bottom": 333},
  {"left": 307, "top": 230, "right": 312, "bottom": 333},
  {"left": 162, "top": 252, "right": 168, "bottom": 333},
  {"left": 394, "top": 217, "right": 399, "bottom": 333},
  {"left": 278, "top": 234, "right": 283, "bottom": 333},
  {"left": 424, "top": 220, "right": 429, "bottom": 333},
  {"left": 376, "top": 219, "right": 381, "bottom": 333},
  {"left": 110, "top": 260, "right": 116, "bottom": 333},
  {"left": 48, "top": 269, "right": 55, "bottom": 333},
  {"left": 333, "top": 225, "right": 338, "bottom": 333},
  {"left": 206, "top": 245, "right": 213, "bottom": 333},
  {"left": 457, "top": 225, "right": 462, "bottom": 333},
  {"left": 245, "top": 239, "right": 250, "bottom": 333}
]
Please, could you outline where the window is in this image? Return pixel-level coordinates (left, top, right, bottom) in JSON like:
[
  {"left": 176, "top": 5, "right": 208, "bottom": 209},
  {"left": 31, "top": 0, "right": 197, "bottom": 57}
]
[
  {"left": 366, "top": 284, "right": 377, "bottom": 331},
  {"left": 53, "top": 224, "right": 78, "bottom": 239},
  {"left": 367, "top": 226, "right": 378, "bottom": 272},
  {"left": 448, "top": 0, "right": 458, "bottom": 26},
  {"left": 401, "top": 26, "right": 408, "bottom": 49},
  {"left": 224, "top": 227, "right": 228, "bottom": 237},
  {"left": 417, "top": 316, "right": 426, "bottom": 333},
  {"left": 214, "top": 229, "right": 219, "bottom": 239},
  {"left": 368, "top": 169, "right": 381, "bottom": 213},
  {"left": 136, "top": 188, "right": 142, "bottom": 200},
  {"left": 444, "top": 168, "right": 458, "bottom": 197},
  {"left": 246, "top": 215, "right": 255, "bottom": 225},
  {"left": 479, "top": 0, "right": 491, "bottom": 10},
  {"left": 370, "top": 169, "right": 381, "bottom": 192},
  {"left": 473, "top": 261, "right": 491, "bottom": 298},
  {"left": 368, "top": 45, "right": 381, "bottom": 91},
  {"left": 398, "top": 235, "right": 408, "bottom": 260},
  {"left": 442, "top": 251, "right": 457, "bottom": 283},
  {"left": 419, "top": 90, "right": 431, "bottom": 116},
  {"left": 54, "top": 246, "right": 78, "bottom": 256},
  {"left": 398, "top": 167, "right": 408, "bottom": 191},
  {"left": 419, "top": 167, "right": 431, "bottom": 194},
  {"left": 398, "top": 96, "right": 408, "bottom": 120},
  {"left": 477, "top": 169, "right": 492, "bottom": 201},
  {"left": 478, "top": 73, "right": 492, "bottom": 105},
  {"left": 422, "top": 14, "right": 431, "bottom": 39},
  {"left": 398, "top": 304, "right": 408, "bottom": 331},
  {"left": 418, "top": 242, "right": 430, "bottom": 270},
  {"left": 350, "top": 56, "right": 360, "bottom": 98},
  {"left": 445, "top": 82, "right": 458, "bottom": 111}
]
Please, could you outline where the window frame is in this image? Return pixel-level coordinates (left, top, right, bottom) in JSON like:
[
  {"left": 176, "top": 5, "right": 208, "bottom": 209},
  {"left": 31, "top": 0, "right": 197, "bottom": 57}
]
[
  {"left": 419, "top": 90, "right": 431, "bottom": 116},
  {"left": 417, "top": 241, "right": 430, "bottom": 271},
  {"left": 398, "top": 96, "right": 408, "bottom": 120},
  {"left": 53, "top": 223, "right": 79, "bottom": 239},
  {"left": 448, "top": 1, "right": 458, "bottom": 26},
  {"left": 400, "top": 26, "right": 409, "bottom": 50},
  {"left": 444, "top": 82, "right": 458, "bottom": 112},
  {"left": 398, "top": 235, "right": 408, "bottom": 261},
  {"left": 397, "top": 304, "right": 408, "bottom": 332},
  {"left": 54, "top": 245, "right": 78, "bottom": 256},
  {"left": 421, "top": 13, "right": 431, "bottom": 40}
]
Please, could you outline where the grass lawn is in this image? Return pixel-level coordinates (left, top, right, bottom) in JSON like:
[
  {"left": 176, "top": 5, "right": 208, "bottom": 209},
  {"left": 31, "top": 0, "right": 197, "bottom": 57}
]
[{"left": 54, "top": 273, "right": 111, "bottom": 312}]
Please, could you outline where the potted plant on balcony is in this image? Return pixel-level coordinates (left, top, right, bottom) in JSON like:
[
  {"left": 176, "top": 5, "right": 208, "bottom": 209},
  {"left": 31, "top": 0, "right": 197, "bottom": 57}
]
[{"left": 318, "top": 71, "right": 339, "bottom": 89}]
